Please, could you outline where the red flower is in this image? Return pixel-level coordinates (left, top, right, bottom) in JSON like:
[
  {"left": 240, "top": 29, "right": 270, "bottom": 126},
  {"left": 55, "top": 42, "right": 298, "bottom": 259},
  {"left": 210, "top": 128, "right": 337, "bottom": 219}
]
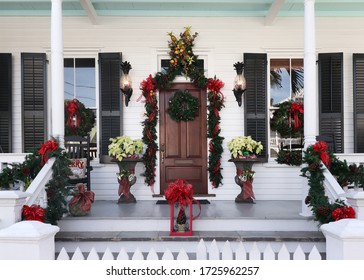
[
  {"left": 332, "top": 206, "right": 356, "bottom": 221},
  {"left": 38, "top": 139, "right": 59, "bottom": 166},
  {"left": 22, "top": 204, "right": 45, "bottom": 222},
  {"left": 164, "top": 179, "right": 194, "bottom": 208}
]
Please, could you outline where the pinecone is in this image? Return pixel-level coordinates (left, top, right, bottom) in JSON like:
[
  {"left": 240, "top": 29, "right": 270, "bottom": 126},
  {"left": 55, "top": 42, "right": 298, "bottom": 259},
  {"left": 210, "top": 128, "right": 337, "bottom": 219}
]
[
  {"left": 305, "top": 195, "right": 311, "bottom": 205},
  {"left": 315, "top": 206, "right": 331, "bottom": 217},
  {"left": 176, "top": 208, "right": 187, "bottom": 225},
  {"left": 309, "top": 162, "right": 320, "bottom": 171}
]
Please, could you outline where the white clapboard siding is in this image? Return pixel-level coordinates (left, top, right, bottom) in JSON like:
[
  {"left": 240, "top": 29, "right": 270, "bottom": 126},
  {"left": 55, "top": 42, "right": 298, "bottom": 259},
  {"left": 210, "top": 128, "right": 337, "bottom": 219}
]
[
  {"left": 2, "top": 16, "right": 363, "bottom": 199},
  {"left": 57, "top": 239, "right": 323, "bottom": 260}
]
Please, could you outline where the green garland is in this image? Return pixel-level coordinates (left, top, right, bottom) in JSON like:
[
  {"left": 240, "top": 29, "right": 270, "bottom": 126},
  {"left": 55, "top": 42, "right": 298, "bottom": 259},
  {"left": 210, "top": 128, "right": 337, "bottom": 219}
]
[
  {"left": 168, "top": 90, "right": 199, "bottom": 122},
  {"left": 0, "top": 139, "right": 71, "bottom": 225},
  {"left": 276, "top": 150, "right": 302, "bottom": 166},
  {"left": 140, "top": 27, "right": 224, "bottom": 189},
  {"left": 301, "top": 141, "right": 358, "bottom": 224}
]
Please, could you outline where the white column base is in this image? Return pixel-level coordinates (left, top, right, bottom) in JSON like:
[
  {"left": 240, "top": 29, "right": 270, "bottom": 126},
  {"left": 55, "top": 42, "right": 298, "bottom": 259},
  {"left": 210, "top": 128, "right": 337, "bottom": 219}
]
[{"left": 0, "top": 191, "right": 30, "bottom": 230}]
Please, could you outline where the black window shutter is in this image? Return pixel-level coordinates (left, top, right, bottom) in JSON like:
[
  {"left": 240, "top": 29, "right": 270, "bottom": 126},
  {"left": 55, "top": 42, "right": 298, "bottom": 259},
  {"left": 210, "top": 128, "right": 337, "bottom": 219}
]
[
  {"left": 353, "top": 54, "right": 364, "bottom": 153},
  {"left": 99, "top": 53, "right": 122, "bottom": 163},
  {"left": 243, "top": 53, "right": 268, "bottom": 160},
  {"left": 318, "top": 53, "right": 343, "bottom": 153},
  {"left": 21, "top": 53, "right": 47, "bottom": 152},
  {"left": 0, "top": 54, "right": 12, "bottom": 153}
]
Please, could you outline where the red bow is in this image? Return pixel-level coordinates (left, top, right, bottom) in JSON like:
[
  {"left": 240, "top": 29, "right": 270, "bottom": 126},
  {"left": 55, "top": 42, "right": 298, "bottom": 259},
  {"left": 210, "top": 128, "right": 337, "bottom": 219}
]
[
  {"left": 290, "top": 102, "right": 304, "bottom": 131},
  {"left": 164, "top": 179, "right": 201, "bottom": 220},
  {"left": 207, "top": 78, "right": 225, "bottom": 102},
  {"left": 65, "top": 99, "right": 81, "bottom": 132},
  {"left": 332, "top": 206, "right": 355, "bottom": 221},
  {"left": 312, "top": 141, "right": 331, "bottom": 168},
  {"left": 22, "top": 204, "right": 45, "bottom": 222},
  {"left": 69, "top": 184, "right": 95, "bottom": 213},
  {"left": 38, "top": 139, "right": 58, "bottom": 166},
  {"left": 140, "top": 74, "right": 156, "bottom": 94},
  {"left": 165, "top": 179, "right": 194, "bottom": 208}
]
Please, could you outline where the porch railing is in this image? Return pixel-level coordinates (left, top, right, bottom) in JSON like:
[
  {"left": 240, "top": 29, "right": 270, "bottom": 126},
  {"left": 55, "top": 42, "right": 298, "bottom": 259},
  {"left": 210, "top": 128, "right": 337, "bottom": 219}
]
[
  {"left": 25, "top": 157, "right": 55, "bottom": 207},
  {"left": 0, "top": 153, "right": 28, "bottom": 172},
  {"left": 322, "top": 153, "right": 364, "bottom": 204},
  {"left": 0, "top": 153, "right": 55, "bottom": 208},
  {"left": 56, "top": 239, "right": 323, "bottom": 260}
]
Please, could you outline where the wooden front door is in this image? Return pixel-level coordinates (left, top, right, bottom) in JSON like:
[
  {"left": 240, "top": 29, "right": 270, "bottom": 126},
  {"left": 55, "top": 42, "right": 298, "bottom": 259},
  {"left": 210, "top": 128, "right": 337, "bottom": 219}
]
[{"left": 159, "top": 83, "right": 207, "bottom": 194}]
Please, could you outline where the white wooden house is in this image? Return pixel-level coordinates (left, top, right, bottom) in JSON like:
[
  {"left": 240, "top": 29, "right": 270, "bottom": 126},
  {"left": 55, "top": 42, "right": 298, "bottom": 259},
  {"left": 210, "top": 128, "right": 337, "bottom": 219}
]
[{"left": 1, "top": 0, "right": 364, "bottom": 260}]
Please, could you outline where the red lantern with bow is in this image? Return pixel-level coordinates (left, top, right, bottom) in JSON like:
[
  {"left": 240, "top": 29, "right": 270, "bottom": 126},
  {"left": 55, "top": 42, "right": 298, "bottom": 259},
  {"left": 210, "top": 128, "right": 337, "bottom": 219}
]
[{"left": 165, "top": 179, "right": 201, "bottom": 236}]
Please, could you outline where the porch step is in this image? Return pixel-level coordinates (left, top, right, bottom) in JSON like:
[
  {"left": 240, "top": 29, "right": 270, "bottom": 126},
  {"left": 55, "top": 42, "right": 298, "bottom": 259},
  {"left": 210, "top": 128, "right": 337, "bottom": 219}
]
[
  {"left": 55, "top": 230, "right": 325, "bottom": 243},
  {"left": 57, "top": 200, "right": 319, "bottom": 232}
]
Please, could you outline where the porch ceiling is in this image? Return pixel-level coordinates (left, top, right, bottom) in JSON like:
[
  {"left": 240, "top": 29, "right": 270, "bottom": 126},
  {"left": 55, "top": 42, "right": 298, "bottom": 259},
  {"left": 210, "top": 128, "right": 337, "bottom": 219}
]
[{"left": 0, "top": 0, "right": 363, "bottom": 19}]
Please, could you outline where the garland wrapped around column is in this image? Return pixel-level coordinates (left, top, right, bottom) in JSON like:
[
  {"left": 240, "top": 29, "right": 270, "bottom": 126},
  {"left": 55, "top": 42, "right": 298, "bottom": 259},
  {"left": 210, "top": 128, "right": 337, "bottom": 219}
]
[
  {"left": 207, "top": 77, "right": 225, "bottom": 188},
  {"left": 140, "top": 27, "right": 224, "bottom": 190},
  {"left": 140, "top": 75, "right": 158, "bottom": 190}
]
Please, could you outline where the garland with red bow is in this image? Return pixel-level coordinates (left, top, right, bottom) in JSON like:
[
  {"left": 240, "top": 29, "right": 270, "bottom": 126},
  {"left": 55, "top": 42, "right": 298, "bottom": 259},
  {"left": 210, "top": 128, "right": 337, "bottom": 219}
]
[
  {"left": 68, "top": 183, "right": 95, "bottom": 216},
  {"left": 207, "top": 78, "right": 225, "bottom": 188},
  {"left": 301, "top": 141, "right": 356, "bottom": 224},
  {"left": 140, "top": 27, "right": 224, "bottom": 189},
  {"left": 22, "top": 204, "right": 45, "bottom": 222},
  {"left": 38, "top": 139, "right": 59, "bottom": 166}
]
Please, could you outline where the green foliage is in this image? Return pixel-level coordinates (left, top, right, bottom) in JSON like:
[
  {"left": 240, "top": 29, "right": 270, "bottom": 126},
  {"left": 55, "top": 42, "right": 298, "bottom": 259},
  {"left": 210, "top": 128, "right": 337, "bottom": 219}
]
[
  {"left": 276, "top": 150, "right": 302, "bottom": 166},
  {"left": 271, "top": 100, "right": 303, "bottom": 139},
  {"left": 301, "top": 144, "right": 361, "bottom": 225},
  {"left": 167, "top": 90, "right": 199, "bottom": 122},
  {"left": 0, "top": 139, "right": 71, "bottom": 225}
]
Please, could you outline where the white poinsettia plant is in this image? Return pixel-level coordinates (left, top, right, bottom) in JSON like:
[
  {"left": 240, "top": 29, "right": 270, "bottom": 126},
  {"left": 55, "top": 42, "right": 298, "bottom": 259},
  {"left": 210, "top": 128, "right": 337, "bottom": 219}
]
[
  {"left": 108, "top": 135, "right": 144, "bottom": 161},
  {"left": 227, "top": 136, "right": 263, "bottom": 158}
]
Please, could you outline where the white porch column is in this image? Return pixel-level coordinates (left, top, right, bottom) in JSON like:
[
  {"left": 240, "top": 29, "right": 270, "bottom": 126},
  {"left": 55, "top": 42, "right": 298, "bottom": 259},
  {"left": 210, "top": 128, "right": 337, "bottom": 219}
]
[
  {"left": 301, "top": 0, "right": 317, "bottom": 216},
  {"left": 51, "top": 0, "right": 64, "bottom": 147}
]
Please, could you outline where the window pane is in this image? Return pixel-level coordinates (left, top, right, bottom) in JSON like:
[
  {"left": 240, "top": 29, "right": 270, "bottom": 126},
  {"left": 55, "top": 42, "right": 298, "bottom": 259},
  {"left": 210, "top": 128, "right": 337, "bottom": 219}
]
[
  {"left": 64, "top": 58, "right": 74, "bottom": 100},
  {"left": 75, "top": 58, "right": 96, "bottom": 107},
  {"left": 291, "top": 59, "right": 304, "bottom": 97},
  {"left": 270, "top": 59, "right": 290, "bottom": 106}
]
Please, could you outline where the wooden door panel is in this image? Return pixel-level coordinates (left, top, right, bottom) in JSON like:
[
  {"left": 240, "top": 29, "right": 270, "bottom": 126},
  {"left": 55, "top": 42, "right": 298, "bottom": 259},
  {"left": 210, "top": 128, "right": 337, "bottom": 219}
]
[{"left": 160, "top": 83, "right": 207, "bottom": 194}]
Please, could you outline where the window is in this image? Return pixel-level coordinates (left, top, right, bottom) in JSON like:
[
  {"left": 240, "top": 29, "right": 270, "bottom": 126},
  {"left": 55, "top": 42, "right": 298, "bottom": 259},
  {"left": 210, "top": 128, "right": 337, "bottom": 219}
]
[
  {"left": 269, "top": 58, "right": 304, "bottom": 157},
  {"left": 64, "top": 58, "right": 97, "bottom": 155}
]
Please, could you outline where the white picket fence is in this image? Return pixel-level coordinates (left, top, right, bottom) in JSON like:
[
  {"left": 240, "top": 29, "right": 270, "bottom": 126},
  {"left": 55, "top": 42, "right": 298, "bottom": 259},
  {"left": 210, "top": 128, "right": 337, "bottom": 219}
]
[{"left": 56, "top": 239, "right": 323, "bottom": 260}]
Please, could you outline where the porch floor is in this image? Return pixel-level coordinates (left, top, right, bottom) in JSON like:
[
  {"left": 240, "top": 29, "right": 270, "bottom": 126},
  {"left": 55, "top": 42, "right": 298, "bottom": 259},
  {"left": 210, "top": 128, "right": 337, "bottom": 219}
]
[{"left": 56, "top": 200, "right": 324, "bottom": 242}]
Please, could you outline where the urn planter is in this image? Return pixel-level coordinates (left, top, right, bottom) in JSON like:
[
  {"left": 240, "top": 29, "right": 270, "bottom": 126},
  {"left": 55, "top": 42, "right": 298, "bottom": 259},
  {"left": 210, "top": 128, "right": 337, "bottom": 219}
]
[
  {"left": 228, "top": 158, "right": 260, "bottom": 203},
  {"left": 112, "top": 158, "right": 142, "bottom": 203}
]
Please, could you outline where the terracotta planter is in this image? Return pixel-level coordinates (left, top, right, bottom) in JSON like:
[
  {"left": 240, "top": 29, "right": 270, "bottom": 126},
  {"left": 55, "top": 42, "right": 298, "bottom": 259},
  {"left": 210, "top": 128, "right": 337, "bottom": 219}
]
[
  {"left": 228, "top": 158, "right": 260, "bottom": 204},
  {"left": 112, "top": 158, "right": 142, "bottom": 203}
]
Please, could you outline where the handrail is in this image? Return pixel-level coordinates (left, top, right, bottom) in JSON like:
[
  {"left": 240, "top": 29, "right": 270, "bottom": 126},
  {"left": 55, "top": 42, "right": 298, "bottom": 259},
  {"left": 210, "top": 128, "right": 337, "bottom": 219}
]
[
  {"left": 322, "top": 165, "right": 346, "bottom": 203},
  {"left": 25, "top": 157, "right": 56, "bottom": 208}
]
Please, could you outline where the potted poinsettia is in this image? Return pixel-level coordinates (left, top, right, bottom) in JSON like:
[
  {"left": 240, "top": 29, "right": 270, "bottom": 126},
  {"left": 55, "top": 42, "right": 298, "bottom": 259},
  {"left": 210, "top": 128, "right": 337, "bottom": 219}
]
[
  {"left": 227, "top": 136, "right": 263, "bottom": 159},
  {"left": 227, "top": 136, "right": 263, "bottom": 203},
  {"left": 108, "top": 135, "right": 144, "bottom": 203},
  {"left": 108, "top": 135, "right": 143, "bottom": 161}
]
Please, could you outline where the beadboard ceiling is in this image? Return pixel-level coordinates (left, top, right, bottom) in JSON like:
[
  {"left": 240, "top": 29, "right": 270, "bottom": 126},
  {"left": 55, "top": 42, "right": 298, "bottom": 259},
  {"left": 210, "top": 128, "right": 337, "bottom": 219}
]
[{"left": 0, "top": 0, "right": 363, "bottom": 24}]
